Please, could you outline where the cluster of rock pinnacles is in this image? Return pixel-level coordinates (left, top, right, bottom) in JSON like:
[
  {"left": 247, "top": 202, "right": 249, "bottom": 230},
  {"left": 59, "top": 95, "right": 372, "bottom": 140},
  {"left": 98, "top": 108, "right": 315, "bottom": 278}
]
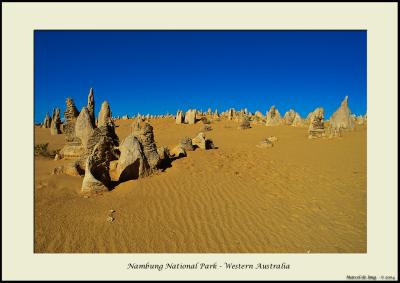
[
  {"left": 47, "top": 88, "right": 215, "bottom": 194},
  {"left": 195, "top": 96, "right": 364, "bottom": 139},
  {"left": 43, "top": 89, "right": 365, "bottom": 193}
]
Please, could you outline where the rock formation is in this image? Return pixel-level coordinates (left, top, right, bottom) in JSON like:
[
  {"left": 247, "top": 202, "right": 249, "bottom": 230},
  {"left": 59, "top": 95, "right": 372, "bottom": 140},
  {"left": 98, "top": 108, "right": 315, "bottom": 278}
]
[
  {"left": 292, "top": 112, "right": 306, "bottom": 127},
  {"left": 81, "top": 137, "right": 114, "bottom": 193},
  {"left": 184, "top": 109, "right": 196, "bottom": 124},
  {"left": 50, "top": 108, "right": 55, "bottom": 121},
  {"left": 85, "top": 123, "right": 119, "bottom": 161},
  {"left": 176, "top": 110, "right": 183, "bottom": 124},
  {"left": 257, "top": 136, "right": 278, "bottom": 148},
  {"left": 179, "top": 137, "right": 194, "bottom": 151},
  {"left": 157, "top": 146, "right": 170, "bottom": 163},
  {"left": 87, "top": 88, "right": 95, "bottom": 127},
  {"left": 254, "top": 111, "right": 263, "bottom": 120},
  {"left": 111, "top": 121, "right": 171, "bottom": 182},
  {"left": 192, "top": 132, "right": 215, "bottom": 150},
  {"left": 213, "top": 109, "right": 219, "bottom": 119},
  {"left": 114, "top": 135, "right": 151, "bottom": 182},
  {"left": 308, "top": 107, "right": 325, "bottom": 138},
  {"left": 50, "top": 107, "right": 62, "bottom": 135},
  {"left": 51, "top": 161, "right": 84, "bottom": 176},
  {"left": 283, "top": 109, "right": 296, "bottom": 125},
  {"left": 355, "top": 115, "right": 364, "bottom": 125},
  {"left": 305, "top": 111, "right": 313, "bottom": 124},
  {"left": 59, "top": 105, "right": 102, "bottom": 160},
  {"left": 59, "top": 143, "right": 86, "bottom": 160},
  {"left": 75, "top": 107, "right": 95, "bottom": 148},
  {"left": 228, "top": 108, "right": 234, "bottom": 120},
  {"left": 257, "top": 139, "right": 274, "bottom": 148},
  {"left": 63, "top": 98, "right": 80, "bottom": 142},
  {"left": 192, "top": 132, "right": 207, "bottom": 149},
  {"left": 330, "top": 96, "right": 355, "bottom": 131},
  {"left": 265, "top": 106, "right": 282, "bottom": 126},
  {"left": 169, "top": 145, "right": 187, "bottom": 158},
  {"left": 98, "top": 101, "right": 112, "bottom": 127},
  {"left": 350, "top": 114, "right": 356, "bottom": 125},
  {"left": 131, "top": 121, "right": 160, "bottom": 170},
  {"left": 43, "top": 112, "right": 51, "bottom": 128}
]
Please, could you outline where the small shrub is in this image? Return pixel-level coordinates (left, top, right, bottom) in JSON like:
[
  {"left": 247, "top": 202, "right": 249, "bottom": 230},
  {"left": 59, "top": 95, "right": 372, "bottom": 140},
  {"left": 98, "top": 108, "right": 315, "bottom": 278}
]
[
  {"left": 238, "top": 116, "right": 251, "bottom": 129},
  {"left": 34, "top": 143, "right": 59, "bottom": 158},
  {"left": 35, "top": 143, "right": 50, "bottom": 157}
]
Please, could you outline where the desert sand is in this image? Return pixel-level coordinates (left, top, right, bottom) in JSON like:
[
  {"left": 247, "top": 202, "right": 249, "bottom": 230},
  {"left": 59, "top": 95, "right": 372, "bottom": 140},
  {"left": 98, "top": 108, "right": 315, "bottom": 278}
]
[{"left": 34, "top": 118, "right": 366, "bottom": 253}]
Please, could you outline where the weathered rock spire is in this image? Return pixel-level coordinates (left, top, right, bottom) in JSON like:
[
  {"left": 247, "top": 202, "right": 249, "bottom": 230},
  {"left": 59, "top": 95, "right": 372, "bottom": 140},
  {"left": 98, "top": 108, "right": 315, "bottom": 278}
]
[
  {"left": 87, "top": 87, "right": 95, "bottom": 127},
  {"left": 63, "top": 97, "right": 80, "bottom": 142}
]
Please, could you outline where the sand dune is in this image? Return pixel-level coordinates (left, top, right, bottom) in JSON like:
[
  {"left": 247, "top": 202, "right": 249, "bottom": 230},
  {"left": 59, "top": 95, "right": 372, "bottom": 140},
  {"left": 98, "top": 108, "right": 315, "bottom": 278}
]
[{"left": 34, "top": 118, "right": 366, "bottom": 253}]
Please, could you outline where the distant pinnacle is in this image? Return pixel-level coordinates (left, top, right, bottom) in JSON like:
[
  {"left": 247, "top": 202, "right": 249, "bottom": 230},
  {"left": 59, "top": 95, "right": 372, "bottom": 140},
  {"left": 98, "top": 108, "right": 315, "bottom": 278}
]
[{"left": 87, "top": 87, "right": 95, "bottom": 127}]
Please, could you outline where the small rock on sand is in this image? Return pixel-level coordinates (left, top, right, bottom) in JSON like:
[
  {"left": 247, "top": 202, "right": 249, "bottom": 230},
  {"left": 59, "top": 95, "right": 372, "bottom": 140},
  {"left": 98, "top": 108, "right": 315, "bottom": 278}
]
[
  {"left": 256, "top": 136, "right": 278, "bottom": 148},
  {"left": 169, "top": 145, "right": 187, "bottom": 158}
]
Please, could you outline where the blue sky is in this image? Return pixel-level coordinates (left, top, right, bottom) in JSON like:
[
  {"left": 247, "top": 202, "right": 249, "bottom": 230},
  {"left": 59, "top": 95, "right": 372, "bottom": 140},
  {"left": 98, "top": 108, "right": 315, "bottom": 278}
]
[{"left": 34, "top": 30, "right": 366, "bottom": 123}]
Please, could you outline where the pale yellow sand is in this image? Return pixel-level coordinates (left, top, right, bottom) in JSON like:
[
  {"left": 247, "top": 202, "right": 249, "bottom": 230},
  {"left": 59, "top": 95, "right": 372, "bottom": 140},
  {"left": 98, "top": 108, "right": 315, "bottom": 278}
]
[{"left": 34, "top": 118, "right": 366, "bottom": 253}]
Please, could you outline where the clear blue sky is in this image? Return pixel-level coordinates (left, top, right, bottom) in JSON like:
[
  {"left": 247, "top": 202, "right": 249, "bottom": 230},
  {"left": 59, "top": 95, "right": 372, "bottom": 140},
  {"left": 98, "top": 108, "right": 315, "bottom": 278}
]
[{"left": 34, "top": 30, "right": 366, "bottom": 123}]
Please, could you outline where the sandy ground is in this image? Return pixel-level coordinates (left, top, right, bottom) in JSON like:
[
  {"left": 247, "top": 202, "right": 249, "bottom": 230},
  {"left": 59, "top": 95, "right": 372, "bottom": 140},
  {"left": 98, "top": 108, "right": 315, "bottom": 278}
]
[{"left": 34, "top": 118, "right": 367, "bottom": 253}]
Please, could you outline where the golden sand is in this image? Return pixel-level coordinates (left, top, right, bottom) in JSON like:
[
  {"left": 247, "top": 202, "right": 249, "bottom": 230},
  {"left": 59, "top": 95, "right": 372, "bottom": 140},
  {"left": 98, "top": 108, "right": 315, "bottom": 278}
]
[{"left": 34, "top": 118, "right": 366, "bottom": 253}]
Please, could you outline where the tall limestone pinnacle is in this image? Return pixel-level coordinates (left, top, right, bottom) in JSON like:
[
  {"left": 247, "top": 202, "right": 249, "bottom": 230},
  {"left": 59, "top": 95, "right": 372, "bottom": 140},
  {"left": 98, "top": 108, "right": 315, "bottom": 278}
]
[
  {"left": 265, "top": 105, "right": 282, "bottom": 126},
  {"left": 63, "top": 97, "right": 80, "bottom": 142},
  {"left": 64, "top": 98, "right": 79, "bottom": 120},
  {"left": 131, "top": 121, "right": 160, "bottom": 170},
  {"left": 87, "top": 87, "right": 95, "bottom": 127},
  {"left": 98, "top": 101, "right": 112, "bottom": 127},
  {"left": 43, "top": 112, "right": 52, "bottom": 128},
  {"left": 50, "top": 107, "right": 62, "bottom": 135},
  {"left": 330, "top": 95, "right": 354, "bottom": 131},
  {"left": 308, "top": 107, "right": 325, "bottom": 138}
]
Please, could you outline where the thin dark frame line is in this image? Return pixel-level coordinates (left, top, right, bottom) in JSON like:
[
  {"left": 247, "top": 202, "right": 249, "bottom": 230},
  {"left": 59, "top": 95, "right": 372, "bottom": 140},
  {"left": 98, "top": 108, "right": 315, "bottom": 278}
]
[{"left": 35, "top": 29, "right": 367, "bottom": 31}]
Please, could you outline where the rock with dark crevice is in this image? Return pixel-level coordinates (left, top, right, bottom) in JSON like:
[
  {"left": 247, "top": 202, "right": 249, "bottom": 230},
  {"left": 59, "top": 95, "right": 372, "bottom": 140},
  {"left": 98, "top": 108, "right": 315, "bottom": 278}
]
[
  {"left": 81, "top": 137, "right": 114, "bottom": 193},
  {"left": 43, "top": 112, "right": 52, "bottom": 128},
  {"left": 131, "top": 121, "right": 160, "bottom": 169},
  {"left": 50, "top": 108, "right": 62, "bottom": 135},
  {"left": 114, "top": 135, "right": 151, "bottom": 182}
]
